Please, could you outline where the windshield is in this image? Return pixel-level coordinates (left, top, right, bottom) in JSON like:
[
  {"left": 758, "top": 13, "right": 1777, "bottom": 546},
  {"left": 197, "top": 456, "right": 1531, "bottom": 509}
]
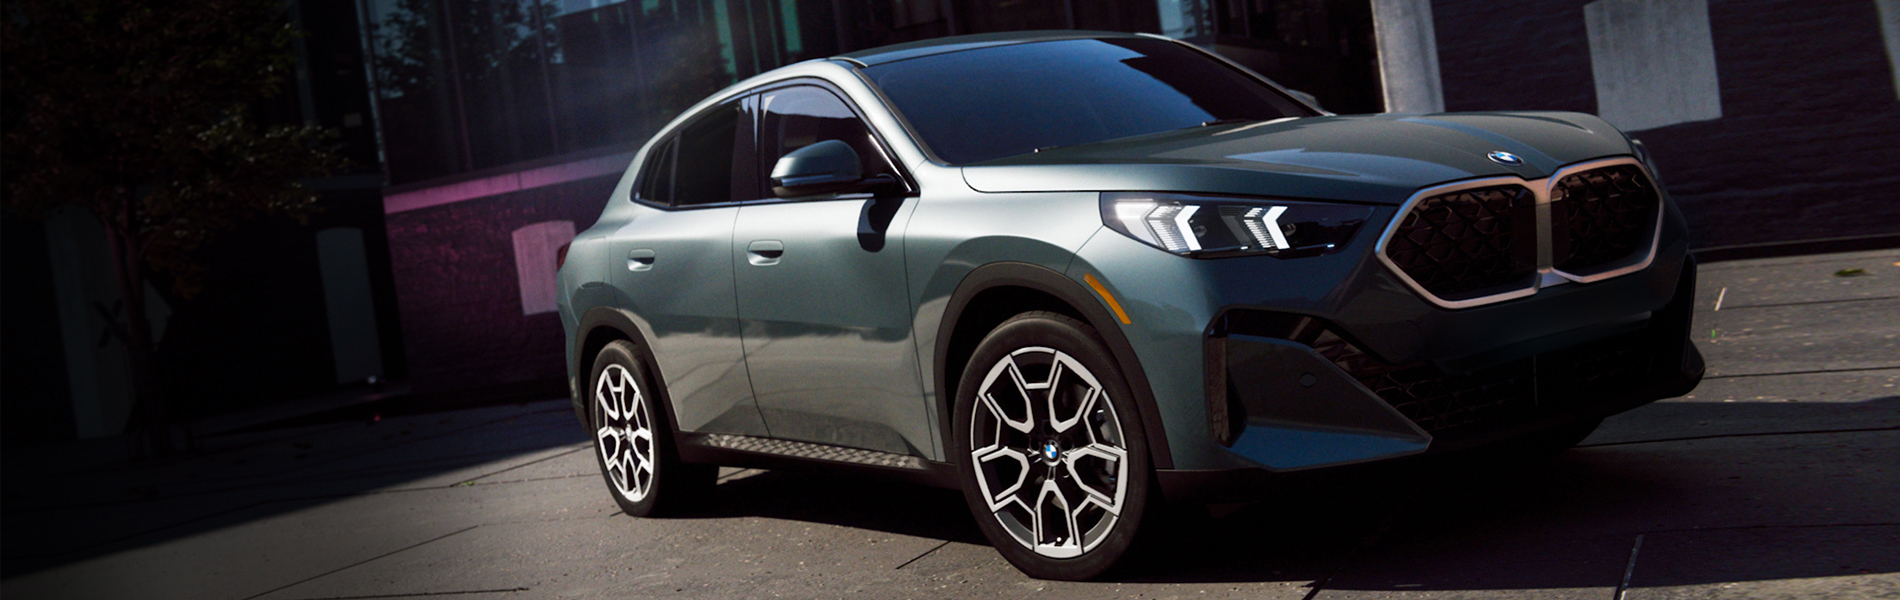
[{"left": 862, "top": 37, "right": 1315, "bottom": 165}]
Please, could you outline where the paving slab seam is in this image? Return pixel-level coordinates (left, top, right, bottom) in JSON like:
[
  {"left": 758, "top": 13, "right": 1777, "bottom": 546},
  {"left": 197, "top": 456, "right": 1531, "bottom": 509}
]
[
  {"left": 1705, "top": 366, "right": 1900, "bottom": 380},
  {"left": 270, "top": 589, "right": 528, "bottom": 600},
  {"left": 5, "top": 480, "right": 586, "bottom": 568},
  {"left": 238, "top": 525, "right": 483, "bottom": 600},
  {"left": 50, "top": 404, "right": 567, "bottom": 483},
  {"left": 238, "top": 408, "right": 577, "bottom": 480},
  {"left": 1633, "top": 521, "right": 1900, "bottom": 535},
  {"left": 893, "top": 539, "right": 953, "bottom": 570},
  {"left": 4, "top": 446, "right": 590, "bottom": 512},
  {"left": 481, "top": 514, "right": 622, "bottom": 527},
  {"left": 1578, "top": 425, "right": 1900, "bottom": 448},
  {"left": 1715, "top": 296, "right": 1899, "bottom": 311},
  {"left": 0, "top": 500, "right": 275, "bottom": 565},
  {"left": 448, "top": 444, "right": 590, "bottom": 486},
  {"left": 460, "top": 473, "right": 593, "bottom": 487},
  {"left": 29, "top": 407, "right": 582, "bottom": 499},
  {"left": 1614, "top": 534, "right": 1644, "bottom": 600}
]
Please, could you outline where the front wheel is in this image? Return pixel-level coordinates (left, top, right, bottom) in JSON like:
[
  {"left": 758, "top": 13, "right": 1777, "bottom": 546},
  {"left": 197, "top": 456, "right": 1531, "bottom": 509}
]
[
  {"left": 952, "top": 312, "right": 1153, "bottom": 580},
  {"left": 589, "top": 340, "right": 712, "bottom": 517}
]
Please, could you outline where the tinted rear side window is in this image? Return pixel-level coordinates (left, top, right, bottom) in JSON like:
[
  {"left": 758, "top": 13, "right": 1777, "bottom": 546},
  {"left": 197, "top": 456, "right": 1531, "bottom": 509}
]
[
  {"left": 865, "top": 38, "right": 1313, "bottom": 164},
  {"left": 636, "top": 138, "right": 675, "bottom": 205},
  {"left": 672, "top": 104, "right": 744, "bottom": 206}
]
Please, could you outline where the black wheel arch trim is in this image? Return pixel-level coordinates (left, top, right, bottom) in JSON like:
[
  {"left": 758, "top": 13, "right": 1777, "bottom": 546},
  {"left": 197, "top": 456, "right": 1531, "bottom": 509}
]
[
  {"left": 574, "top": 306, "right": 690, "bottom": 440},
  {"left": 937, "top": 261, "right": 1175, "bottom": 469}
]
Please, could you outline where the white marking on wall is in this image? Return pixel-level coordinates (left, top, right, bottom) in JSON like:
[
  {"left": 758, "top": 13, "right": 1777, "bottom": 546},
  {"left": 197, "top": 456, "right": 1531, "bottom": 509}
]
[
  {"left": 514, "top": 221, "right": 577, "bottom": 316},
  {"left": 1371, "top": 0, "right": 1445, "bottom": 113},
  {"left": 1585, "top": 0, "right": 1723, "bottom": 131},
  {"left": 317, "top": 227, "right": 384, "bottom": 384},
  {"left": 44, "top": 206, "right": 167, "bottom": 438},
  {"left": 1879, "top": 0, "right": 1900, "bottom": 102}
]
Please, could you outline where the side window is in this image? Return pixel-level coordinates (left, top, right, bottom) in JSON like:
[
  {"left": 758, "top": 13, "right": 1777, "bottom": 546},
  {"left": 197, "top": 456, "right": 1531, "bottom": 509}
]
[
  {"left": 635, "top": 138, "right": 675, "bottom": 205},
  {"left": 757, "top": 86, "right": 896, "bottom": 197},
  {"left": 672, "top": 103, "right": 746, "bottom": 207}
]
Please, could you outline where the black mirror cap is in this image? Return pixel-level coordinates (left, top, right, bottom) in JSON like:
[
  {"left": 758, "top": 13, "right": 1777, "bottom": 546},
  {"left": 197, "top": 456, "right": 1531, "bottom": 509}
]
[{"left": 771, "top": 139, "right": 863, "bottom": 198}]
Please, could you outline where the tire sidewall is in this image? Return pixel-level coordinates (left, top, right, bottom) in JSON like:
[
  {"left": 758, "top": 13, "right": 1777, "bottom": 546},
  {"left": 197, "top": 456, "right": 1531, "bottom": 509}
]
[
  {"left": 951, "top": 312, "right": 1152, "bottom": 580},
  {"left": 589, "top": 340, "right": 666, "bottom": 517}
]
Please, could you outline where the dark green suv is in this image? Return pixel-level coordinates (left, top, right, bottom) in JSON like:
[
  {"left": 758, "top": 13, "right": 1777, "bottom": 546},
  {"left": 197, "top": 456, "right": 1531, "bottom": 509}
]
[{"left": 556, "top": 30, "right": 1703, "bottom": 580}]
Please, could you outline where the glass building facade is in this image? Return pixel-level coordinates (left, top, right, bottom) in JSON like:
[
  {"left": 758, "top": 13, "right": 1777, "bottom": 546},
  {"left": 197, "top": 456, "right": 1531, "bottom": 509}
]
[{"left": 356, "top": 0, "right": 1383, "bottom": 186}]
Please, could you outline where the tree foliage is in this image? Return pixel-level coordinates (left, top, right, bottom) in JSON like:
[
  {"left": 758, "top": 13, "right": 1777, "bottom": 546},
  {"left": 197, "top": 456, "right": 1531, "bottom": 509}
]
[
  {"left": 2, "top": 0, "right": 347, "bottom": 298},
  {"left": 2, "top": 0, "right": 348, "bottom": 450}
]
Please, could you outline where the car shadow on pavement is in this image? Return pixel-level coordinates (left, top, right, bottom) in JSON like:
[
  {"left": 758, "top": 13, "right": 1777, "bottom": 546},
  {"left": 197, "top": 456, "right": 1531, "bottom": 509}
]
[
  {"left": 667, "top": 395, "right": 1899, "bottom": 591},
  {"left": 0, "top": 400, "right": 589, "bottom": 580},
  {"left": 4, "top": 395, "right": 1894, "bottom": 594}
]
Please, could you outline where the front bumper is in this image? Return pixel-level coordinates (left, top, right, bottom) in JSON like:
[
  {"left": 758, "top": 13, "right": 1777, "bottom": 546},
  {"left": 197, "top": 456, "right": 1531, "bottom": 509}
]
[
  {"left": 1067, "top": 178, "right": 1702, "bottom": 483},
  {"left": 1153, "top": 258, "right": 1701, "bottom": 502},
  {"left": 1214, "top": 256, "right": 1700, "bottom": 462}
]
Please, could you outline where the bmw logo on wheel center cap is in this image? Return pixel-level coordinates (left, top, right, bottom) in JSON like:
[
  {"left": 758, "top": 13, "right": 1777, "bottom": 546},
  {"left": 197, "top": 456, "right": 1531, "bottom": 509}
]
[
  {"left": 1488, "top": 151, "right": 1524, "bottom": 166},
  {"left": 1042, "top": 441, "right": 1061, "bottom": 462}
]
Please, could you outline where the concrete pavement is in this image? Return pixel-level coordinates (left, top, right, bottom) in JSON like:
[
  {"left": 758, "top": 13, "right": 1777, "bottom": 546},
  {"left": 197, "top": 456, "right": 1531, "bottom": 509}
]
[{"left": 4, "top": 249, "right": 1896, "bottom": 599}]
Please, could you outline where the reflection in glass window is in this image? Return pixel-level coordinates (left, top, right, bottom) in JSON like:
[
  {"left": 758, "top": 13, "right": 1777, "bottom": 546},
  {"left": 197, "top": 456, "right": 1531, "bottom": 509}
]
[
  {"left": 866, "top": 37, "right": 1314, "bottom": 164},
  {"left": 755, "top": 86, "right": 892, "bottom": 197}
]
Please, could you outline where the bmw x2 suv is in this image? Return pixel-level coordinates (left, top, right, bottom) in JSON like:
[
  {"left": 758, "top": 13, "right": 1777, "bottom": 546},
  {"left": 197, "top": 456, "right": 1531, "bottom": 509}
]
[{"left": 556, "top": 30, "right": 1704, "bottom": 580}]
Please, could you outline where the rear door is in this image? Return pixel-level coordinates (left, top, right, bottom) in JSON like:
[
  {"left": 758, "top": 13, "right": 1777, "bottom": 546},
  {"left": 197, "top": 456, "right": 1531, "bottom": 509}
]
[
  {"left": 731, "top": 83, "right": 932, "bottom": 456},
  {"left": 606, "top": 101, "right": 769, "bottom": 436}
]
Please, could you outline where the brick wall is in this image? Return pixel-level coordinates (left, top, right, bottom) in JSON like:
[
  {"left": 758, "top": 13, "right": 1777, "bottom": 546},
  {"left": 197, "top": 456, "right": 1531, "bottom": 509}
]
[
  {"left": 384, "top": 175, "right": 617, "bottom": 394},
  {"left": 1433, "top": 0, "right": 1900, "bottom": 248}
]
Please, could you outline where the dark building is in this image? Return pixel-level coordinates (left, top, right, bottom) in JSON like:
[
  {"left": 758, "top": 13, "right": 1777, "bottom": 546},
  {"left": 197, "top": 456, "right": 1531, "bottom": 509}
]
[
  {"left": 361, "top": 0, "right": 1390, "bottom": 398},
  {"left": 364, "top": 0, "right": 1899, "bottom": 401},
  {"left": 7, "top": 0, "right": 1895, "bottom": 443}
]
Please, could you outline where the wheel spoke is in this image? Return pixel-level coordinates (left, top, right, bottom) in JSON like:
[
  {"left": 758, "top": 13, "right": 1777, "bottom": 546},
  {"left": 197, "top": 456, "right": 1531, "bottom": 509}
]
[
  {"left": 1046, "top": 352, "right": 1104, "bottom": 434},
  {"left": 1032, "top": 478, "right": 1083, "bottom": 558},
  {"left": 978, "top": 355, "right": 1036, "bottom": 434},
  {"left": 1063, "top": 442, "right": 1128, "bottom": 515},
  {"left": 971, "top": 446, "right": 1032, "bottom": 512},
  {"left": 631, "top": 427, "right": 654, "bottom": 464},
  {"left": 596, "top": 426, "right": 624, "bottom": 458},
  {"left": 597, "top": 375, "right": 623, "bottom": 422}
]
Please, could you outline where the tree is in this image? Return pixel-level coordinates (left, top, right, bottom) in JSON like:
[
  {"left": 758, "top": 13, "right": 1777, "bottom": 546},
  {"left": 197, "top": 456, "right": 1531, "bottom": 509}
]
[{"left": 2, "top": 0, "right": 347, "bottom": 455}]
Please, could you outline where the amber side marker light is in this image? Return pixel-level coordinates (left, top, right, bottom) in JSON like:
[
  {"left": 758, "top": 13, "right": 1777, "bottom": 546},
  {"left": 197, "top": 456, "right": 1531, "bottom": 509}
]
[{"left": 1083, "top": 273, "right": 1132, "bottom": 325}]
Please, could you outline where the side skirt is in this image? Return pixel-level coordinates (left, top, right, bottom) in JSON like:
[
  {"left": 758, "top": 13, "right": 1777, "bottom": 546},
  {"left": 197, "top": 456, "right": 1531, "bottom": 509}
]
[{"left": 675, "top": 432, "right": 961, "bottom": 490}]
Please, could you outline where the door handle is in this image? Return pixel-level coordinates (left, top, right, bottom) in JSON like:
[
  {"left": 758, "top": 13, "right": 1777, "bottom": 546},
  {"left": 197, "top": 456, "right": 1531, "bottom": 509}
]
[
  {"left": 746, "top": 240, "right": 784, "bottom": 266},
  {"left": 627, "top": 248, "right": 655, "bottom": 271}
]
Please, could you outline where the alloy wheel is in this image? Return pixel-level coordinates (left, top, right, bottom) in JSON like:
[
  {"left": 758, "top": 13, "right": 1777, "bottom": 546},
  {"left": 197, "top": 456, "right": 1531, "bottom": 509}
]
[
  {"left": 968, "top": 346, "right": 1130, "bottom": 558},
  {"left": 595, "top": 363, "right": 655, "bottom": 503}
]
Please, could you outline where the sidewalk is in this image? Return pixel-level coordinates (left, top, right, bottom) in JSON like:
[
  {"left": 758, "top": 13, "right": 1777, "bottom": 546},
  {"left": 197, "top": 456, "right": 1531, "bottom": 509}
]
[{"left": 3, "top": 250, "right": 1895, "bottom": 599}]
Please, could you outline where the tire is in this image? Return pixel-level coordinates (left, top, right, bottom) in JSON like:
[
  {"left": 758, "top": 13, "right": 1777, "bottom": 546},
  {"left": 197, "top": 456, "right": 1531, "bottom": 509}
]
[
  {"left": 588, "top": 340, "right": 713, "bottom": 517},
  {"left": 952, "top": 311, "right": 1153, "bottom": 580}
]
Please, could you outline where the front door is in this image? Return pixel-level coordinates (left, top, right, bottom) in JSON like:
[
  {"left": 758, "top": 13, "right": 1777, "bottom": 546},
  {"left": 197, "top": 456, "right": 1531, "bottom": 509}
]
[{"left": 732, "top": 84, "right": 931, "bottom": 456}]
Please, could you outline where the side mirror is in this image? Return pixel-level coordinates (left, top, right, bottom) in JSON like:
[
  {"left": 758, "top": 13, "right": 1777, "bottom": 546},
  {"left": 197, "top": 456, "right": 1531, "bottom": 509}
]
[
  {"left": 1286, "top": 89, "right": 1324, "bottom": 112},
  {"left": 771, "top": 140, "right": 863, "bottom": 198}
]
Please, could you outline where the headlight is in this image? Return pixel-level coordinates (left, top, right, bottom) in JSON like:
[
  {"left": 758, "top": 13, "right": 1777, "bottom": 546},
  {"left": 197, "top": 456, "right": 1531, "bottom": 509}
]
[{"left": 1099, "top": 192, "right": 1373, "bottom": 258}]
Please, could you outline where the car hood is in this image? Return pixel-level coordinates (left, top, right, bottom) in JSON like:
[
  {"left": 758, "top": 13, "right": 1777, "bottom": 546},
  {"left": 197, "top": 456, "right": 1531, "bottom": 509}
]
[{"left": 957, "top": 111, "right": 1636, "bottom": 205}]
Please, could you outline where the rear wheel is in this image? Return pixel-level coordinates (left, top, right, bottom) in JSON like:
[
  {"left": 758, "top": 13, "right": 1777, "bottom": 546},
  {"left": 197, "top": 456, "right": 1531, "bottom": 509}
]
[
  {"left": 589, "top": 340, "right": 713, "bottom": 517},
  {"left": 952, "top": 312, "right": 1152, "bottom": 580}
]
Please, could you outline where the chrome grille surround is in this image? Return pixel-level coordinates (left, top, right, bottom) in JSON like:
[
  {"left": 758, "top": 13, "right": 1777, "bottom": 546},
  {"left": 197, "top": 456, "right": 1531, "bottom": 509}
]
[{"left": 1375, "top": 157, "right": 1663, "bottom": 310}]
